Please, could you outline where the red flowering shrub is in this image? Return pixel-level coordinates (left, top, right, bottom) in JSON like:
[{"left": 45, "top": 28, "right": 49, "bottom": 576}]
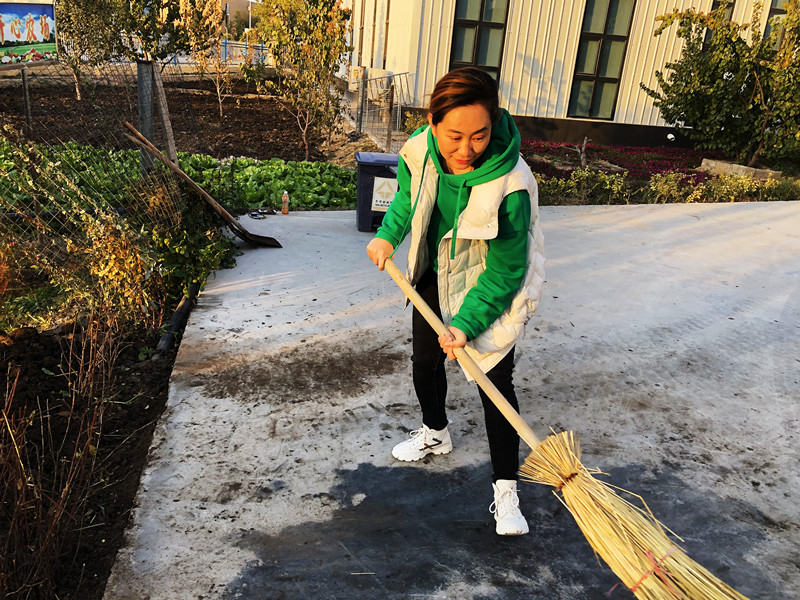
[{"left": 520, "top": 140, "right": 723, "bottom": 182}]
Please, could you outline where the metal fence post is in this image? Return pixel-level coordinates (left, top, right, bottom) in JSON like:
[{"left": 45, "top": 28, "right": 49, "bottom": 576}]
[
  {"left": 356, "top": 68, "right": 366, "bottom": 134},
  {"left": 21, "top": 67, "right": 32, "bottom": 134},
  {"left": 386, "top": 83, "right": 395, "bottom": 152},
  {"left": 137, "top": 60, "right": 155, "bottom": 175}
]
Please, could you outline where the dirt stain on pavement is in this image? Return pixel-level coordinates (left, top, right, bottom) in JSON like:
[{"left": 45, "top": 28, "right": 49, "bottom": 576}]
[{"left": 194, "top": 339, "right": 407, "bottom": 404}]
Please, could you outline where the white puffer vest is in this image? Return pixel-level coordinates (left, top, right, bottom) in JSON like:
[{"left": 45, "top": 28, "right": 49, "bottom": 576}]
[{"left": 399, "top": 129, "right": 546, "bottom": 380}]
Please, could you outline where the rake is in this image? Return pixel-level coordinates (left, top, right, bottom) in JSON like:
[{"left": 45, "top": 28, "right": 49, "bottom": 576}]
[
  {"left": 123, "top": 122, "right": 281, "bottom": 249},
  {"left": 383, "top": 257, "right": 749, "bottom": 600}
]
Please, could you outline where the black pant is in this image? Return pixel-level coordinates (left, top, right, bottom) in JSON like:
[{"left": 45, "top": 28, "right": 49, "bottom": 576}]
[{"left": 411, "top": 268, "right": 521, "bottom": 482}]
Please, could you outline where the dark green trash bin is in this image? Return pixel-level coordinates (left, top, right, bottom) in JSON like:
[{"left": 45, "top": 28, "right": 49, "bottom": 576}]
[{"left": 355, "top": 152, "right": 399, "bottom": 232}]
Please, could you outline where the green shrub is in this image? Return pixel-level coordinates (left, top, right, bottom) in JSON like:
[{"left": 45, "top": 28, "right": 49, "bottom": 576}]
[
  {"left": 535, "top": 163, "right": 800, "bottom": 206},
  {"left": 537, "top": 176, "right": 578, "bottom": 205},
  {"left": 0, "top": 138, "right": 237, "bottom": 331},
  {"left": 537, "top": 168, "right": 629, "bottom": 205},
  {"left": 645, "top": 172, "right": 694, "bottom": 204},
  {"left": 150, "top": 192, "right": 238, "bottom": 299},
  {"left": 0, "top": 281, "right": 71, "bottom": 331},
  {"left": 402, "top": 110, "right": 428, "bottom": 136},
  {"left": 683, "top": 174, "right": 800, "bottom": 203},
  {"left": 760, "top": 178, "right": 800, "bottom": 202},
  {"left": 641, "top": 2, "right": 800, "bottom": 167},
  {"left": 686, "top": 174, "right": 762, "bottom": 203}
]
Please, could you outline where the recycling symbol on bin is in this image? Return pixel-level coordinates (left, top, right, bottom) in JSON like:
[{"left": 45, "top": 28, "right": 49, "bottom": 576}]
[{"left": 371, "top": 177, "right": 398, "bottom": 212}]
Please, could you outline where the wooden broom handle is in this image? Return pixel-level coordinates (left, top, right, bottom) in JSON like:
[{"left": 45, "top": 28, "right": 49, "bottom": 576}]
[{"left": 383, "top": 258, "right": 542, "bottom": 450}]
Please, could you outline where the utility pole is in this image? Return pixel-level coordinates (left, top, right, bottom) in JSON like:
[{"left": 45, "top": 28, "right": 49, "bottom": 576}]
[{"left": 247, "top": 0, "right": 261, "bottom": 30}]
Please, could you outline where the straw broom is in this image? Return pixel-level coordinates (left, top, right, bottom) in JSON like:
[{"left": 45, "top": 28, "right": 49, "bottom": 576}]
[{"left": 383, "top": 258, "right": 749, "bottom": 600}]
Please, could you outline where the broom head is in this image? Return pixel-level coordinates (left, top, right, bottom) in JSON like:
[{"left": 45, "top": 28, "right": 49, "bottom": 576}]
[{"left": 520, "top": 431, "right": 750, "bottom": 600}]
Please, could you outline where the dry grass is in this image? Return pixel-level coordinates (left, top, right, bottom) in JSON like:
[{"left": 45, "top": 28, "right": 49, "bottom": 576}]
[{"left": 1, "top": 319, "right": 112, "bottom": 599}]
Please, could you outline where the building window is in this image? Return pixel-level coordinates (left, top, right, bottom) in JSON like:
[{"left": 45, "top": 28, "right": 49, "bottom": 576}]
[
  {"left": 567, "top": 0, "right": 636, "bottom": 120},
  {"left": 710, "top": 0, "right": 735, "bottom": 19},
  {"left": 764, "top": 0, "right": 787, "bottom": 48},
  {"left": 704, "top": 1, "right": 735, "bottom": 45},
  {"left": 449, "top": 0, "right": 510, "bottom": 80}
]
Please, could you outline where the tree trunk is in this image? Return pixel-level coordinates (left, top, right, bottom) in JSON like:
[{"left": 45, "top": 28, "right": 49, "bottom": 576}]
[
  {"left": 747, "top": 142, "right": 764, "bottom": 168},
  {"left": 298, "top": 113, "right": 311, "bottom": 161},
  {"left": 70, "top": 65, "right": 83, "bottom": 101},
  {"left": 747, "top": 70, "right": 773, "bottom": 168},
  {"left": 747, "top": 110, "right": 772, "bottom": 167}
]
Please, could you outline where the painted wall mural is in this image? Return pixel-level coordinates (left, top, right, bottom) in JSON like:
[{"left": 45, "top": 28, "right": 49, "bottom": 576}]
[{"left": 0, "top": 2, "right": 55, "bottom": 64}]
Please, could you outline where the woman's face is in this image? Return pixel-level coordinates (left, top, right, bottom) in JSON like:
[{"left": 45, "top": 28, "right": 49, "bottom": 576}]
[{"left": 428, "top": 104, "right": 492, "bottom": 175}]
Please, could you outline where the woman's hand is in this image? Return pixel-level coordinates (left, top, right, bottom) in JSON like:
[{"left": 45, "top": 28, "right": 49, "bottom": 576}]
[
  {"left": 438, "top": 326, "right": 467, "bottom": 361},
  {"left": 366, "top": 237, "right": 394, "bottom": 270}
]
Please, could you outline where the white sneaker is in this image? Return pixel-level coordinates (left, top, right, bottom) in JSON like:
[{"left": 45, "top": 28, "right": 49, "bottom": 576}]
[
  {"left": 490, "top": 480, "right": 529, "bottom": 535},
  {"left": 392, "top": 424, "right": 453, "bottom": 462}
]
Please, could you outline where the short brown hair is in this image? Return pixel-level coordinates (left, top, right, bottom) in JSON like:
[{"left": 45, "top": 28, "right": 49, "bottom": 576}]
[{"left": 428, "top": 67, "right": 500, "bottom": 125}]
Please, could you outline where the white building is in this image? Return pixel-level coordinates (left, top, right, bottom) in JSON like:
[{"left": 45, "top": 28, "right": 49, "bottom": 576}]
[{"left": 345, "top": 0, "right": 789, "bottom": 145}]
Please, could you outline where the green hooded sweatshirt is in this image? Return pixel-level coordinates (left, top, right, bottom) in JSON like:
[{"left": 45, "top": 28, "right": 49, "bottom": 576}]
[{"left": 376, "top": 109, "right": 531, "bottom": 341}]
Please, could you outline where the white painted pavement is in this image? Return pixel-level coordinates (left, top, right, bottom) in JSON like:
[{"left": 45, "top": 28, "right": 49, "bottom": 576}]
[{"left": 104, "top": 203, "right": 800, "bottom": 600}]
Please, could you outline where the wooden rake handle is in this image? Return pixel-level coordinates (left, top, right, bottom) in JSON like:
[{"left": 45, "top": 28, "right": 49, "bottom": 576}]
[
  {"left": 122, "top": 121, "right": 281, "bottom": 248},
  {"left": 383, "top": 258, "right": 542, "bottom": 450},
  {"left": 122, "top": 121, "right": 237, "bottom": 229}
]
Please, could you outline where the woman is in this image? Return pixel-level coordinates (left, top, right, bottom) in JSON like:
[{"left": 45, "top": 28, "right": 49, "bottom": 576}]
[{"left": 366, "top": 67, "right": 545, "bottom": 536}]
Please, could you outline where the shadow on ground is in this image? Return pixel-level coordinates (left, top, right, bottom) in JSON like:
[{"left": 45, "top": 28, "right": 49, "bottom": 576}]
[{"left": 222, "top": 462, "right": 779, "bottom": 600}]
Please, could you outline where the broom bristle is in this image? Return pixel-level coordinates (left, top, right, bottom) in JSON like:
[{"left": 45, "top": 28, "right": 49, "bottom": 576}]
[{"left": 520, "top": 431, "right": 750, "bottom": 600}]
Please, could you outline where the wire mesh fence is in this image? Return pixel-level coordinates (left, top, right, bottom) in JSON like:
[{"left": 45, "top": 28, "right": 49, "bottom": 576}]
[
  {"left": 0, "top": 57, "right": 201, "bottom": 599},
  {"left": 0, "top": 59, "right": 201, "bottom": 327},
  {"left": 342, "top": 70, "right": 413, "bottom": 154}
]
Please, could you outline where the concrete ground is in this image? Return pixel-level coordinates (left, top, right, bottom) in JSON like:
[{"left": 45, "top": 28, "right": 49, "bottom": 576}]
[{"left": 104, "top": 202, "right": 800, "bottom": 600}]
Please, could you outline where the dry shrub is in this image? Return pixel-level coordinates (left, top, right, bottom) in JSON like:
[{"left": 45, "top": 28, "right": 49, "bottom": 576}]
[
  {"left": 81, "top": 210, "right": 158, "bottom": 320},
  {"left": 0, "top": 316, "right": 119, "bottom": 599}
]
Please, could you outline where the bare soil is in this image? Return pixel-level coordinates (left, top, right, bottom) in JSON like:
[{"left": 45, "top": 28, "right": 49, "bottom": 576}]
[
  {"left": 0, "top": 73, "right": 379, "bottom": 166},
  {"left": 1, "top": 325, "right": 176, "bottom": 600}
]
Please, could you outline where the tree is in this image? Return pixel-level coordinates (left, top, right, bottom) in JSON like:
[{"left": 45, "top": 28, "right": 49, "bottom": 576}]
[
  {"left": 118, "top": 0, "right": 189, "bottom": 64},
  {"left": 247, "top": 0, "right": 352, "bottom": 161},
  {"left": 55, "top": 0, "right": 123, "bottom": 100},
  {"left": 641, "top": 0, "right": 800, "bottom": 167},
  {"left": 180, "top": 0, "right": 231, "bottom": 117},
  {"left": 230, "top": 9, "right": 256, "bottom": 41}
]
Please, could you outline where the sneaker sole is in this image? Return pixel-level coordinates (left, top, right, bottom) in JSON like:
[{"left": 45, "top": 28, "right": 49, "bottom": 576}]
[
  {"left": 496, "top": 526, "right": 529, "bottom": 536},
  {"left": 393, "top": 445, "right": 453, "bottom": 462},
  {"left": 495, "top": 519, "right": 530, "bottom": 535}
]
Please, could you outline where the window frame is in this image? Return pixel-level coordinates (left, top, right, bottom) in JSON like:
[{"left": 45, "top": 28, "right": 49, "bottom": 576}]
[
  {"left": 704, "top": 1, "right": 736, "bottom": 46},
  {"left": 567, "top": 0, "right": 637, "bottom": 121},
  {"left": 449, "top": 0, "right": 511, "bottom": 80}
]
